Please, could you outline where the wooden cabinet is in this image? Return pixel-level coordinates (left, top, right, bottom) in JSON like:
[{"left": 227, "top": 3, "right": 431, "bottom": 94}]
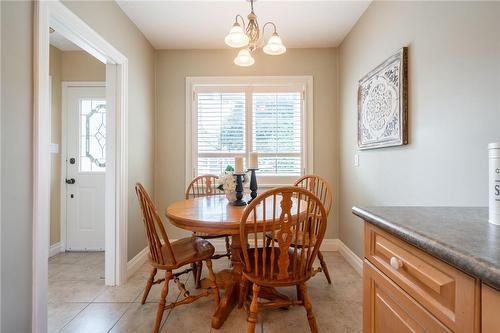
[
  {"left": 364, "top": 223, "right": 482, "bottom": 333},
  {"left": 364, "top": 223, "right": 479, "bottom": 332},
  {"left": 482, "top": 284, "right": 500, "bottom": 333}
]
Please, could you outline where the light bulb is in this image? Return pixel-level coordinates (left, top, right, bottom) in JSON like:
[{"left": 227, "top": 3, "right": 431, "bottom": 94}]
[
  {"left": 224, "top": 23, "right": 250, "bottom": 48},
  {"left": 263, "top": 32, "right": 286, "bottom": 56},
  {"left": 234, "top": 49, "right": 255, "bottom": 67}
]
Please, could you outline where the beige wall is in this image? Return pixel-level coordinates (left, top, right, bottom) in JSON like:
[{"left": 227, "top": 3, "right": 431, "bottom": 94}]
[
  {"left": 1, "top": 2, "right": 33, "bottom": 331},
  {"left": 49, "top": 46, "right": 106, "bottom": 246},
  {"left": 50, "top": 45, "right": 63, "bottom": 246},
  {"left": 1, "top": 1, "right": 155, "bottom": 329},
  {"left": 62, "top": 0, "right": 155, "bottom": 261},
  {"left": 61, "top": 50, "right": 106, "bottom": 82},
  {"left": 155, "top": 48, "right": 339, "bottom": 240},
  {"left": 339, "top": 1, "right": 500, "bottom": 257}
]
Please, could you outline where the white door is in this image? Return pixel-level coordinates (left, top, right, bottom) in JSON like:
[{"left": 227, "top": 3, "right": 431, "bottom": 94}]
[{"left": 65, "top": 86, "right": 106, "bottom": 251}]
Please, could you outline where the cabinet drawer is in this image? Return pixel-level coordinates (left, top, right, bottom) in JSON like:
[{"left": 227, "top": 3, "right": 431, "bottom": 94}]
[
  {"left": 364, "top": 260, "right": 452, "bottom": 333},
  {"left": 364, "top": 223, "right": 479, "bottom": 333}
]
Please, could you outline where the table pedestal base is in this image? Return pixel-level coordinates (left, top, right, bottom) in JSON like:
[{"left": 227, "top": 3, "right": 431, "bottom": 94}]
[
  {"left": 200, "top": 269, "right": 239, "bottom": 329},
  {"left": 201, "top": 269, "right": 290, "bottom": 329}
]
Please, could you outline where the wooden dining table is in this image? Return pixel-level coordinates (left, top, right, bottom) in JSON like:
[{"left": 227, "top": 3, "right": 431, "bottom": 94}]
[{"left": 166, "top": 194, "right": 305, "bottom": 329}]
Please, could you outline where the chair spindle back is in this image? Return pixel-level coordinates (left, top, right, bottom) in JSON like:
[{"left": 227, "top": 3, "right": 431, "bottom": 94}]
[
  {"left": 185, "top": 175, "right": 222, "bottom": 199},
  {"left": 135, "top": 183, "right": 175, "bottom": 266},
  {"left": 294, "top": 175, "right": 333, "bottom": 215},
  {"left": 240, "top": 186, "right": 327, "bottom": 283}
]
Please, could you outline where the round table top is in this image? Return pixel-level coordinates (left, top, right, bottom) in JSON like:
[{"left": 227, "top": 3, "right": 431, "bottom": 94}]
[{"left": 165, "top": 195, "right": 307, "bottom": 235}]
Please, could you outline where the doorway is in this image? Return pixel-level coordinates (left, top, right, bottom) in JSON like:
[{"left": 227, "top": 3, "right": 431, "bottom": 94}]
[
  {"left": 63, "top": 84, "right": 106, "bottom": 251},
  {"left": 34, "top": 1, "right": 129, "bottom": 332}
]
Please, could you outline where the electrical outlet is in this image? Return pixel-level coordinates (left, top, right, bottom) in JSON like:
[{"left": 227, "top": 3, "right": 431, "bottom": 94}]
[{"left": 354, "top": 154, "right": 359, "bottom": 167}]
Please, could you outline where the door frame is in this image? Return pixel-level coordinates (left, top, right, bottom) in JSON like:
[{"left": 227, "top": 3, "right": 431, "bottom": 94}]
[
  {"left": 60, "top": 81, "right": 106, "bottom": 252},
  {"left": 34, "top": 1, "right": 129, "bottom": 332}
]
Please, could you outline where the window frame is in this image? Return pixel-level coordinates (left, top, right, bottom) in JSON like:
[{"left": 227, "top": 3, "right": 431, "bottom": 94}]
[{"left": 186, "top": 76, "right": 314, "bottom": 187}]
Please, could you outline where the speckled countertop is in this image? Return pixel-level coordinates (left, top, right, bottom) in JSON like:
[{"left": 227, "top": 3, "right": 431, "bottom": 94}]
[{"left": 352, "top": 206, "right": 500, "bottom": 290}]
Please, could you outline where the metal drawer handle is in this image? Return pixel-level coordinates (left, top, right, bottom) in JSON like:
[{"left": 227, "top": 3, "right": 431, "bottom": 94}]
[{"left": 390, "top": 256, "right": 403, "bottom": 270}]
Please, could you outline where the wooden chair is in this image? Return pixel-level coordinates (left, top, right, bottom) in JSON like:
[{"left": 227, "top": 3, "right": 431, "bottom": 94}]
[
  {"left": 185, "top": 175, "right": 231, "bottom": 288},
  {"left": 239, "top": 186, "right": 328, "bottom": 333},
  {"left": 266, "top": 175, "right": 333, "bottom": 283},
  {"left": 135, "top": 183, "right": 219, "bottom": 333},
  {"left": 292, "top": 175, "right": 333, "bottom": 284}
]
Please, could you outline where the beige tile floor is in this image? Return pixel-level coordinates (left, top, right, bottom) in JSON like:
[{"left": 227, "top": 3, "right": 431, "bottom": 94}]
[{"left": 48, "top": 251, "right": 362, "bottom": 333}]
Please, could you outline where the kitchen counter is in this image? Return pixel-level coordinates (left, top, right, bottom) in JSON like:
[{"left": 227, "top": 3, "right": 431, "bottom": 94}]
[{"left": 352, "top": 206, "right": 500, "bottom": 290}]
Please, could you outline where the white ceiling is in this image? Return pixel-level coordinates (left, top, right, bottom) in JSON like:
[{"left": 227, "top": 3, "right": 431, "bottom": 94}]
[
  {"left": 50, "top": 29, "right": 81, "bottom": 51},
  {"left": 116, "top": 0, "right": 371, "bottom": 49}
]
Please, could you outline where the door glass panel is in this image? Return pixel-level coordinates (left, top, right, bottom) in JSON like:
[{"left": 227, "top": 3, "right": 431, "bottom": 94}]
[{"left": 79, "top": 98, "right": 106, "bottom": 172}]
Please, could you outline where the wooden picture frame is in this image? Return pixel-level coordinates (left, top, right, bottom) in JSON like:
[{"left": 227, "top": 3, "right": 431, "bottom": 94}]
[{"left": 358, "top": 47, "right": 408, "bottom": 150}]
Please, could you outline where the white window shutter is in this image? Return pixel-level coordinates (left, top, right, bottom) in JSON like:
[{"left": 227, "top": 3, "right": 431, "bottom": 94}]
[
  {"left": 252, "top": 92, "right": 302, "bottom": 176},
  {"left": 196, "top": 92, "right": 246, "bottom": 175}
]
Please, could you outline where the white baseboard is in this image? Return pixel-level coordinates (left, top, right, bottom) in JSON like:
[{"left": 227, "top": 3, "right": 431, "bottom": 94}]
[
  {"left": 204, "top": 237, "right": 362, "bottom": 276},
  {"left": 320, "top": 239, "right": 339, "bottom": 251},
  {"left": 207, "top": 238, "right": 340, "bottom": 252},
  {"left": 336, "top": 239, "right": 363, "bottom": 275},
  {"left": 126, "top": 247, "right": 149, "bottom": 279},
  {"left": 49, "top": 242, "right": 62, "bottom": 258}
]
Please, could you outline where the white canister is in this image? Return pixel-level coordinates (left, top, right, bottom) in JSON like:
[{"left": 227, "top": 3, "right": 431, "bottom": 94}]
[{"left": 489, "top": 143, "right": 500, "bottom": 225}]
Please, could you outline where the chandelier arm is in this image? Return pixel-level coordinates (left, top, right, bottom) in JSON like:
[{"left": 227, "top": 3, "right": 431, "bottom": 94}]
[
  {"left": 258, "top": 21, "right": 278, "bottom": 48},
  {"left": 235, "top": 14, "right": 246, "bottom": 30}
]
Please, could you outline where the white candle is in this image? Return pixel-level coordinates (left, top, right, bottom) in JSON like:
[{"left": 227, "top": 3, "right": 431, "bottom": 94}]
[
  {"left": 235, "top": 157, "right": 244, "bottom": 173},
  {"left": 249, "top": 152, "right": 258, "bottom": 169}
]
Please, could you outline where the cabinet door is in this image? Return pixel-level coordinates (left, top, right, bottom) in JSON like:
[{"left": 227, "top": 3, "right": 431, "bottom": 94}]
[
  {"left": 364, "top": 260, "right": 452, "bottom": 333},
  {"left": 482, "top": 284, "right": 500, "bottom": 333}
]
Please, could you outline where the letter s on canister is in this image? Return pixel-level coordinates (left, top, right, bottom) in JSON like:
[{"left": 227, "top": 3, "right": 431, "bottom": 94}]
[{"left": 489, "top": 143, "right": 500, "bottom": 225}]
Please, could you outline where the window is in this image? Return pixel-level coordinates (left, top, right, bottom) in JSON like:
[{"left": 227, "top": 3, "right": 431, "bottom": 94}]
[
  {"left": 80, "top": 98, "right": 106, "bottom": 172},
  {"left": 187, "top": 76, "right": 313, "bottom": 186}
]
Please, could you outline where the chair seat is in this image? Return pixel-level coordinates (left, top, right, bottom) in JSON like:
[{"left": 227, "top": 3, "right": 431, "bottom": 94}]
[
  {"left": 242, "top": 247, "right": 311, "bottom": 287},
  {"left": 265, "top": 230, "right": 318, "bottom": 249},
  {"left": 153, "top": 237, "right": 215, "bottom": 269}
]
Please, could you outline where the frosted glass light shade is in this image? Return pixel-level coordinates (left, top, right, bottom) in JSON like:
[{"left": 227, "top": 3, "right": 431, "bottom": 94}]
[
  {"left": 234, "top": 49, "right": 255, "bottom": 67},
  {"left": 263, "top": 33, "right": 286, "bottom": 55},
  {"left": 224, "top": 23, "right": 250, "bottom": 48}
]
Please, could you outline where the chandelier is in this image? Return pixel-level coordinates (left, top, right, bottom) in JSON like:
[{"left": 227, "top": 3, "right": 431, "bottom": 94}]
[{"left": 225, "top": 0, "right": 286, "bottom": 67}]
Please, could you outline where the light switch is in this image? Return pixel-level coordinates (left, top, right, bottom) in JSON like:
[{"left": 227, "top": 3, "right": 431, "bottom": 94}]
[
  {"left": 49, "top": 143, "right": 59, "bottom": 154},
  {"left": 354, "top": 153, "right": 359, "bottom": 167}
]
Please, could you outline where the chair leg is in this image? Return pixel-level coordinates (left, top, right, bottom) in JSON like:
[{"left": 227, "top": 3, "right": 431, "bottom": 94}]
[
  {"left": 153, "top": 270, "right": 172, "bottom": 333},
  {"left": 191, "top": 263, "right": 198, "bottom": 287},
  {"left": 300, "top": 283, "right": 318, "bottom": 333},
  {"left": 195, "top": 261, "right": 203, "bottom": 289},
  {"left": 317, "top": 251, "right": 332, "bottom": 284},
  {"left": 247, "top": 283, "right": 261, "bottom": 333},
  {"left": 238, "top": 275, "right": 248, "bottom": 308},
  {"left": 141, "top": 267, "right": 157, "bottom": 304},
  {"left": 225, "top": 236, "right": 231, "bottom": 258},
  {"left": 296, "top": 284, "right": 303, "bottom": 302},
  {"left": 205, "top": 258, "right": 220, "bottom": 305}
]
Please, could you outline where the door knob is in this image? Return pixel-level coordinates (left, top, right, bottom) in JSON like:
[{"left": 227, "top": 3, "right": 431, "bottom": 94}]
[{"left": 65, "top": 178, "right": 76, "bottom": 184}]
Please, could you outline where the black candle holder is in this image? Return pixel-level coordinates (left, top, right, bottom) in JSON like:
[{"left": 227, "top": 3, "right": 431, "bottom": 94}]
[
  {"left": 247, "top": 168, "right": 258, "bottom": 203},
  {"left": 233, "top": 173, "right": 247, "bottom": 206}
]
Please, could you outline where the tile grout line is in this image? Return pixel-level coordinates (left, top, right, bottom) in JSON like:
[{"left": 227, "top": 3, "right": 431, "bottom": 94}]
[
  {"left": 55, "top": 302, "right": 92, "bottom": 333},
  {"left": 160, "top": 271, "right": 191, "bottom": 331},
  {"left": 106, "top": 301, "right": 137, "bottom": 333}
]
